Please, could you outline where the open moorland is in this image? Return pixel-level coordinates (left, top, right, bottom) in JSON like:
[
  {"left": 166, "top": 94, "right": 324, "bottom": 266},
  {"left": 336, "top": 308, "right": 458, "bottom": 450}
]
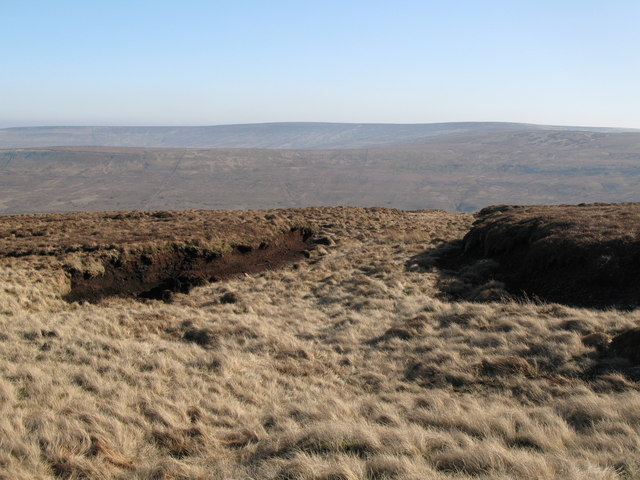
[
  {"left": 1, "top": 203, "right": 640, "bottom": 479},
  {"left": 1, "top": 126, "right": 640, "bottom": 214},
  {"left": 2, "top": 122, "right": 635, "bottom": 150}
]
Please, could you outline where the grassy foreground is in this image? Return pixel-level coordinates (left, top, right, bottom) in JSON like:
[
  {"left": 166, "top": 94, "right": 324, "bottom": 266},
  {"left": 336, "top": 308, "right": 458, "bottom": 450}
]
[{"left": 1, "top": 206, "right": 639, "bottom": 479}]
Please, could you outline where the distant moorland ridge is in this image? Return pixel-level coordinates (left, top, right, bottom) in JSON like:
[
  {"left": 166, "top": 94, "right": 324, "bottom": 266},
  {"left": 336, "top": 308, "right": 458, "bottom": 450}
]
[
  {"left": 1, "top": 121, "right": 638, "bottom": 150},
  {"left": 1, "top": 127, "right": 639, "bottom": 214}
]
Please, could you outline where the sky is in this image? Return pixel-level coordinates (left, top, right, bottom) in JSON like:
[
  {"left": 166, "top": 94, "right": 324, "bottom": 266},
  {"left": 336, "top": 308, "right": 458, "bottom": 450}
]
[{"left": 1, "top": 1, "right": 639, "bottom": 129}]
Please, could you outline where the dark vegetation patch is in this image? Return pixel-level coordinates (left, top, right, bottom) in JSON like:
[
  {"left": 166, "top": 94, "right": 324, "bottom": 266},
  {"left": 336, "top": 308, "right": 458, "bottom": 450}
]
[
  {"left": 219, "top": 291, "right": 239, "bottom": 304},
  {"left": 609, "top": 328, "right": 640, "bottom": 363},
  {"left": 151, "top": 427, "right": 205, "bottom": 458},
  {"left": 182, "top": 327, "right": 217, "bottom": 348},
  {"left": 430, "top": 202, "right": 640, "bottom": 309},
  {"left": 583, "top": 328, "right": 640, "bottom": 384}
]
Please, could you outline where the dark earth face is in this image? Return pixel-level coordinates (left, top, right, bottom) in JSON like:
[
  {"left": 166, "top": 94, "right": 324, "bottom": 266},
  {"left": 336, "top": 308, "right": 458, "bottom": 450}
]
[
  {"left": 65, "top": 228, "right": 313, "bottom": 303},
  {"left": 438, "top": 203, "right": 640, "bottom": 309}
]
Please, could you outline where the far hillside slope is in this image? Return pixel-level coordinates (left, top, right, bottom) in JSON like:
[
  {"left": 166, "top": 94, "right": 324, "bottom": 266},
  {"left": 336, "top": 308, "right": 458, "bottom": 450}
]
[
  {"left": 1, "top": 129, "right": 639, "bottom": 214},
  {"left": 0, "top": 121, "right": 637, "bottom": 149}
]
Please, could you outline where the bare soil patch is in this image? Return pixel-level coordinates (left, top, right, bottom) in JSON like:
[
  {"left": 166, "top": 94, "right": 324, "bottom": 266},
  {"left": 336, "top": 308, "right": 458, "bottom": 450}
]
[
  {"left": 0, "top": 208, "right": 329, "bottom": 302},
  {"left": 65, "top": 227, "right": 313, "bottom": 303}
]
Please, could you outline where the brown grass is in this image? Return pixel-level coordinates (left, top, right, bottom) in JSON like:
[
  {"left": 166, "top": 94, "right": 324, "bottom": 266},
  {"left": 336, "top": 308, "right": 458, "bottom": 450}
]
[
  {"left": 1, "top": 206, "right": 640, "bottom": 479},
  {"left": 0, "top": 208, "right": 315, "bottom": 257}
]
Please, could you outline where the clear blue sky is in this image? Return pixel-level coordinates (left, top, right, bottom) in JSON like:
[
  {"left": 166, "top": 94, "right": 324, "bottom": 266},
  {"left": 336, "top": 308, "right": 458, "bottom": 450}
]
[{"left": 2, "top": 1, "right": 639, "bottom": 128}]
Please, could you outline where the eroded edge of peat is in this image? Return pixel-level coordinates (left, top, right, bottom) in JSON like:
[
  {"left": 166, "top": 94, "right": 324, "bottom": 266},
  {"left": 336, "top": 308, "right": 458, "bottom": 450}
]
[{"left": 64, "top": 227, "right": 314, "bottom": 303}]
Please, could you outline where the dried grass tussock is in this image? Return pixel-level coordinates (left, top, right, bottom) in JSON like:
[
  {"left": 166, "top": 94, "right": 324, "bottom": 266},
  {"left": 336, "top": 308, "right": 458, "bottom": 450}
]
[{"left": 1, "top": 206, "right": 640, "bottom": 479}]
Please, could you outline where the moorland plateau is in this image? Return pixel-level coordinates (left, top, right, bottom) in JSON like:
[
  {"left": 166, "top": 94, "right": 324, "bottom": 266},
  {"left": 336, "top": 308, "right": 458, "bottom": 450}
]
[
  {"left": 1, "top": 202, "right": 640, "bottom": 479},
  {"left": 1, "top": 122, "right": 640, "bottom": 214}
]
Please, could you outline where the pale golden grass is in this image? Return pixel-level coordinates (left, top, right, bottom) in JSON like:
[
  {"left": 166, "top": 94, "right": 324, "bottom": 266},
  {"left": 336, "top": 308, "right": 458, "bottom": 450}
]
[
  {"left": 0, "top": 257, "right": 70, "bottom": 315},
  {"left": 1, "top": 207, "right": 639, "bottom": 479}
]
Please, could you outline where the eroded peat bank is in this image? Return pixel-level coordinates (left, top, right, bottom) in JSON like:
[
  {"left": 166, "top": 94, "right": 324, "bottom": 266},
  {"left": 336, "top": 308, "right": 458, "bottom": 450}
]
[{"left": 64, "top": 227, "right": 314, "bottom": 303}]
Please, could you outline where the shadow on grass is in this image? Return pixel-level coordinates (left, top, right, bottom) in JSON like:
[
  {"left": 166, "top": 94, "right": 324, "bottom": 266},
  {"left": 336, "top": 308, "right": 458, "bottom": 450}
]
[
  {"left": 405, "top": 238, "right": 512, "bottom": 304},
  {"left": 404, "top": 236, "right": 640, "bottom": 390}
]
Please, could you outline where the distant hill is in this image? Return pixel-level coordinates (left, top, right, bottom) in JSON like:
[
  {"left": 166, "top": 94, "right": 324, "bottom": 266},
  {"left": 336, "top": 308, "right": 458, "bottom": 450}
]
[
  {"left": 1, "top": 129, "right": 639, "bottom": 214},
  {"left": 0, "top": 122, "right": 637, "bottom": 150}
]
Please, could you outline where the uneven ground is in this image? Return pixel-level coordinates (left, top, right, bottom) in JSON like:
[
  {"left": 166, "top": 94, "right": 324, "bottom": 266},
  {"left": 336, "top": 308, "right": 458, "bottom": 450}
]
[{"left": 1, "top": 206, "right": 640, "bottom": 479}]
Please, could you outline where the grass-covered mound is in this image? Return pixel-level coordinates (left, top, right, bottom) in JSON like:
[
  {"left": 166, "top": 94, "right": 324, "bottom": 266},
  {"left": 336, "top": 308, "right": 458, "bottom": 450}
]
[{"left": 459, "top": 203, "right": 640, "bottom": 308}]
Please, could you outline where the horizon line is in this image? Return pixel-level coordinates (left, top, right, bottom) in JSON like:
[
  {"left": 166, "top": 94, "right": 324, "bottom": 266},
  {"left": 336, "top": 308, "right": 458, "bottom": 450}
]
[{"left": 1, "top": 120, "right": 639, "bottom": 131}]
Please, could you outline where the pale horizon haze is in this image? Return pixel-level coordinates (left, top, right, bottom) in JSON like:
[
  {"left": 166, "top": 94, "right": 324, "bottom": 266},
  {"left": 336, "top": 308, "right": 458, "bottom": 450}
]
[{"left": 2, "top": 1, "right": 639, "bottom": 129}]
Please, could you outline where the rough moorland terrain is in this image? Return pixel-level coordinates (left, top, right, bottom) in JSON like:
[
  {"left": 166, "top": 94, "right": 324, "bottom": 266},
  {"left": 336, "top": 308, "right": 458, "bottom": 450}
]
[{"left": 1, "top": 205, "right": 639, "bottom": 479}]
